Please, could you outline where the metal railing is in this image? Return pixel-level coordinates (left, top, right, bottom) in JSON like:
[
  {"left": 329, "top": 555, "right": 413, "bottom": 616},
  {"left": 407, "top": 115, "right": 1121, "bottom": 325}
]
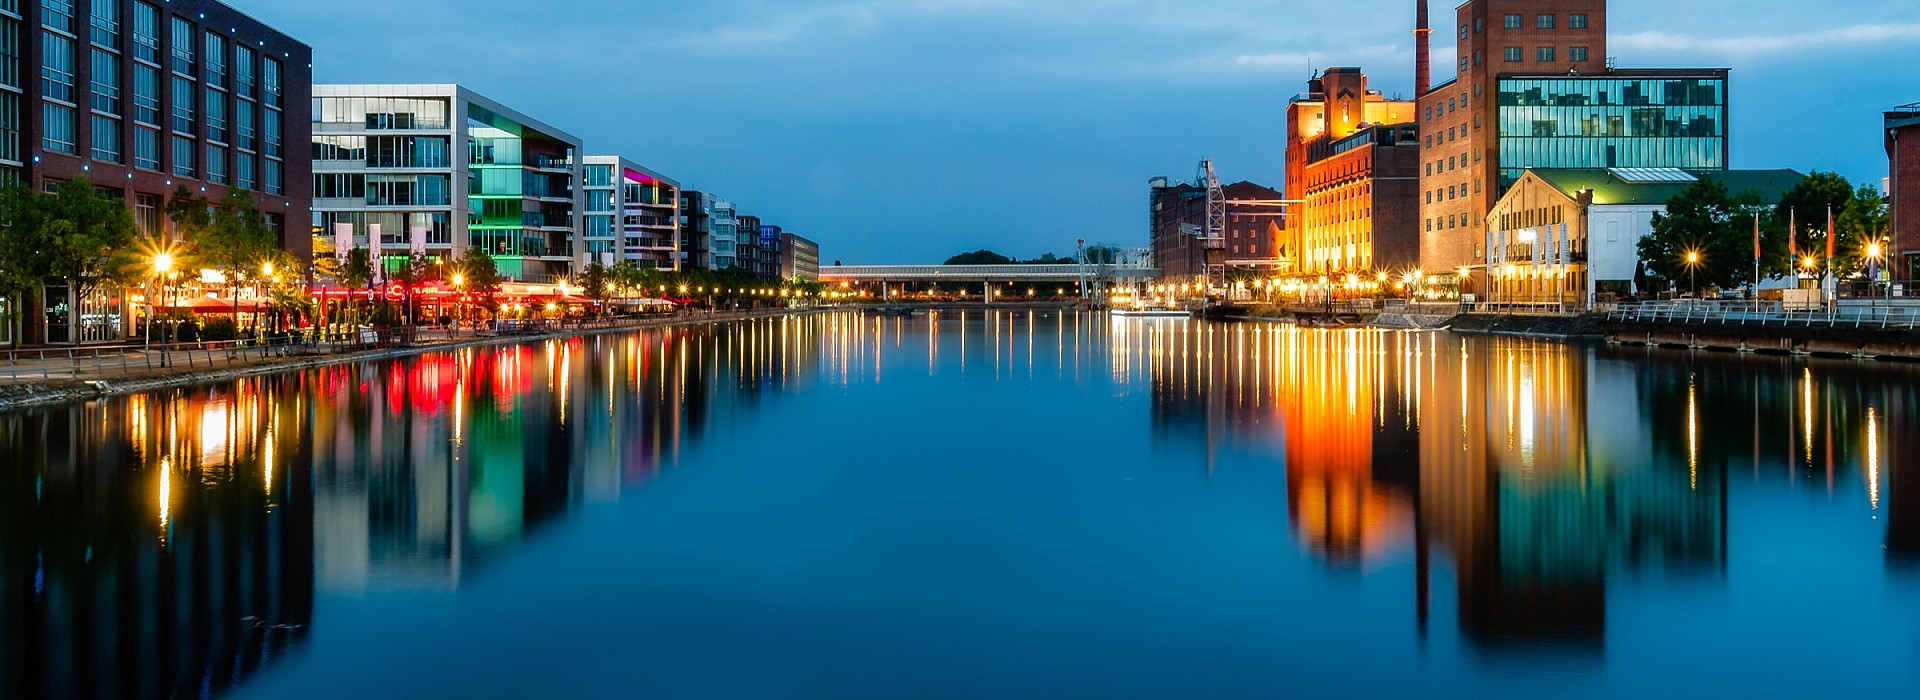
[
  {"left": 1606, "top": 300, "right": 1920, "bottom": 330},
  {"left": 1, "top": 307, "right": 820, "bottom": 385}
]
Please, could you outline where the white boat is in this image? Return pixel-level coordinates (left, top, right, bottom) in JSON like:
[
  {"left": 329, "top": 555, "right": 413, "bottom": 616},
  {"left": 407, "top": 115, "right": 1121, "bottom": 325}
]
[{"left": 1110, "top": 308, "right": 1192, "bottom": 319}]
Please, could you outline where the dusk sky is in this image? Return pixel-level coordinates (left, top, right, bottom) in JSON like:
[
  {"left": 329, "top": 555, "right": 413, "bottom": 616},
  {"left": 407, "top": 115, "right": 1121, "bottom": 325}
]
[{"left": 247, "top": 0, "right": 1920, "bottom": 263}]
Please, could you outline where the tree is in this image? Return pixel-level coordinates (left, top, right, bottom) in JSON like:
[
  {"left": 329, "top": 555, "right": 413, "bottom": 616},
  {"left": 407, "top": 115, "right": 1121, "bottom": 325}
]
[
  {"left": 454, "top": 246, "right": 503, "bottom": 317},
  {"left": 944, "top": 249, "right": 1013, "bottom": 265},
  {"left": 40, "top": 177, "right": 140, "bottom": 318},
  {"left": 579, "top": 261, "right": 610, "bottom": 313},
  {"left": 337, "top": 247, "right": 375, "bottom": 291},
  {"left": 1640, "top": 178, "right": 1770, "bottom": 292},
  {"left": 185, "top": 188, "right": 278, "bottom": 320},
  {"left": 1775, "top": 171, "right": 1856, "bottom": 275},
  {"left": 0, "top": 182, "right": 53, "bottom": 340},
  {"left": 1839, "top": 184, "right": 1891, "bottom": 278}
]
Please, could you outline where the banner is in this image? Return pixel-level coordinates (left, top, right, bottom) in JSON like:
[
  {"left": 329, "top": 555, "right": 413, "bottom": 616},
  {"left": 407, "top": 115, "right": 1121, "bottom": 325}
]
[
  {"left": 409, "top": 226, "right": 428, "bottom": 256},
  {"left": 332, "top": 223, "right": 353, "bottom": 257}
]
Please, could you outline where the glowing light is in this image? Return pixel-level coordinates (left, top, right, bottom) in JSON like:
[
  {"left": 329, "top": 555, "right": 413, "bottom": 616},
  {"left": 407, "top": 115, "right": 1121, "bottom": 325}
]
[{"left": 1868, "top": 407, "right": 1881, "bottom": 510}]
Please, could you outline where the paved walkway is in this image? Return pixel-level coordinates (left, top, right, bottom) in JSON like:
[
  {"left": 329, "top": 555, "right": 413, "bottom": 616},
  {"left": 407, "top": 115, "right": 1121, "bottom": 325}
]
[{"left": 0, "top": 309, "right": 814, "bottom": 386}]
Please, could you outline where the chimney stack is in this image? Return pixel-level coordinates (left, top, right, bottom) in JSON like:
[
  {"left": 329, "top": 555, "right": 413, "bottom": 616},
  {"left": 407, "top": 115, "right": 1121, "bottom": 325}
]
[{"left": 1414, "top": 0, "right": 1432, "bottom": 97}]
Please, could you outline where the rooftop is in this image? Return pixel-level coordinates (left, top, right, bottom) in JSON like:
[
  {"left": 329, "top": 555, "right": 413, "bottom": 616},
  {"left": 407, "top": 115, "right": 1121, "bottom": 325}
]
[{"left": 1528, "top": 168, "right": 1805, "bottom": 206}]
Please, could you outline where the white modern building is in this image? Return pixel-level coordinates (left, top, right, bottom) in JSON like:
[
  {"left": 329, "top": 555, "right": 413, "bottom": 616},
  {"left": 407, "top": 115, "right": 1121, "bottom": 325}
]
[
  {"left": 312, "top": 84, "right": 584, "bottom": 282},
  {"left": 1486, "top": 168, "right": 1804, "bottom": 305},
  {"left": 582, "top": 156, "right": 680, "bottom": 270}
]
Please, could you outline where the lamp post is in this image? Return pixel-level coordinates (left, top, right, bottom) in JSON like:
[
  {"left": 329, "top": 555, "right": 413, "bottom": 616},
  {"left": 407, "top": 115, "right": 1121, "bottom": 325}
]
[
  {"left": 1867, "top": 240, "right": 1884, "bottom": 298},
  {"left": 1685, "top": 251, "right": 1700, "bottom": 298},
  {"left": 149, "top": 252, "right": 174, "bottom": 363},
  {"left": 451, "top": 272, "right": 465, "bottom": 335}
]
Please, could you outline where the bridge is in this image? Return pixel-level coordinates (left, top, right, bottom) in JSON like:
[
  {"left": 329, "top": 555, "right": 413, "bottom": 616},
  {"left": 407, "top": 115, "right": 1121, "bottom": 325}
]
[{"left": 818, "top": 264, "right": 1159, "bottom": 284}]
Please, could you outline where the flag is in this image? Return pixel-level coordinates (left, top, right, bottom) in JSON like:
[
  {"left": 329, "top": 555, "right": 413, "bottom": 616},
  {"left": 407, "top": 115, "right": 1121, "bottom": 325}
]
[
  {"left": 1788, "top": 210, "right": 1797, "bottom": 263},
  {"left": 1752, "top": 213, "right": 1761, "bottom": 264},
  {"left": 1825, "top": 206, "right": 1836, "bottom": 264}
]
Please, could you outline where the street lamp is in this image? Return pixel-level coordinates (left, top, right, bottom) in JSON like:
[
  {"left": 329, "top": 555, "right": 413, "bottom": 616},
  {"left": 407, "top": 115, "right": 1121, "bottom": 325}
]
[
  {"left": 451, "top": 272, "right": 465, "bottom": 334},
  {"left": 148, "top": 251, "right": 175, "bottom": 359},
  {"left": 1866, "top": 240, "right": 1885, "bottom": 299},
  {"left": 1685, "top": 250, "right": 1701, "bottom": 297}
]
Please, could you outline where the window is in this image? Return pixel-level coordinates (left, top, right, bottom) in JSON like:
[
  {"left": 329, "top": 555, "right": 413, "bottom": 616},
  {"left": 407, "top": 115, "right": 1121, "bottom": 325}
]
[
  {"left": 133, "top": 126, "right": 158, "bottom": 169},
  {"left": 1537, "top": 47, "right": 1556, "bottom": 62},
  {"left": 205, "top": 90, "right": 225, "bottom": 142},
  {"left": 171, "top": 135, "right": 193, "bottom": 176},
  {"left": 1537, "top": 14, "right": 1555, "bottom": 29},
  {"left": 264, "top": 159, "right": 282, "bottom": 194},
  {"left": 42, "top": 103, "right": 75, "bottom": 153},
  {"left": 89, "top": 49, "right": 118, "bottom": 115},
  {"left": 88, "top": 0, "right": 117, "bottom": 46},
  {"left": 262, "top": 58, "right": 280, "bottom": 108},
  {"left": 1570, "top": 14, "right": 1588, "bottom": 29},
  {"left": 234, "top": 103, "right": 253, "bottom": 150},
  {"left": 169, "top": 17, "right": 193, "bottom": 75},
  {"left": 203, "top": 33, "right": 224, "bottom": 89},
  {"left": 234, "top": 46, "right": 254, "bottom": 97},
  {"left": 131, "top": 63, "right": 158, "bottom": 124},
  {"left": 1459, "top": 57, "right": 1467, "bottom": 72},
  {"left": 205, "top": 145, "right": 225, "bottom": 183},
  {"left": 90, "top": 114, "right": 119, "bottom": 162},
  {"left": 1504, "top": 47, "right": 1521, "bottom": 62},
  {"left": 43, "top": 0, "right": 74, "bottom": 34},
  {"left": 1474, "top": 50, "right": 1482, "bottom": 66},
  {"left": 1459, "top": 25, "right": 1468, "bottom": 40},
  {"left": 263, "top": 108, "right": 280, "bottom": 157},
  {"left": 131, "top": 2, "right": 158, "bottom": 63},
  {"left": 234, "top": 153, "right": 254, "bottom": 190},
  {"left": 1570, "top": 47, "right": 1589, "bottom": 63},
  {"left": 0, "top": 93, "right": 17, "bottom": 164},
  {"left": 41, "top": 33, "right": 74, "bottom": 103},
  {"left": 135, "top": 194, "right": 160, "bottom": 236},
  {"left": 1475, "top": 17, "right": 1483, "bottom": 33},
  {"left": 1503, "top": 14, "right": 1521, "bottom": 29},
  {"left": 169, "top": 75, "right": 192, "bottom": 132}
]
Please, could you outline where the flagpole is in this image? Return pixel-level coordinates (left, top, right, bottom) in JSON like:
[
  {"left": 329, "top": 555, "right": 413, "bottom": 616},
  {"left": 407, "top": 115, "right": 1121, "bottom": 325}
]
[{"left": 1752, "top": 212, "right": 1761, "bottom": 305}]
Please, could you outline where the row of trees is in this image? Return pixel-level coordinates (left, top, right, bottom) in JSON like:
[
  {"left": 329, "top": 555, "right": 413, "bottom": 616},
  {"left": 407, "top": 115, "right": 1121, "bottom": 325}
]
[
  {"left": 0, "top": 177, "right": 300, "bottom": 339},
  {"left": 1639, "top": 172, "right": 1891, "bottom": 291}
]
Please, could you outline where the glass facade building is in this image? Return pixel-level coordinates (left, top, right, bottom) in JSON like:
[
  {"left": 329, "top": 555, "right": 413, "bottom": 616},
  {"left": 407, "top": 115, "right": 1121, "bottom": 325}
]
[
  {"left": 312, "top": 84, "right": 581, "bottom": 283},
  {"left": 1495, "top": 73, "right": 1727, "bottom": 189},
  {"left": 581, "top": 155, "right": 681, "bottom": 271}
]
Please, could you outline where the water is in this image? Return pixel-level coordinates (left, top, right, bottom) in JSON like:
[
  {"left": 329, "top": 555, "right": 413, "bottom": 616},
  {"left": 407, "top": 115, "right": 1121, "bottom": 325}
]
[{"left": 3, "top": 310, "right": 1918, "bottom": 698}]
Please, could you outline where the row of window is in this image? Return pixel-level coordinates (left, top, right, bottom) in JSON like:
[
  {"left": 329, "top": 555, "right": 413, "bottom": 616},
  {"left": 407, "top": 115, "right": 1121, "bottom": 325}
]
[
  {"left": 1462, "top": 13, "right": 1590, "bottom": 37},
  {"left": 1495, "top": 46, "right": 1589, "bottom": 63},
  {"left": 50, "top": 1, "right": 282, "bottom": 107},
  {"left": 41, "top": 103, "right": 283, "bottom": 192},
  {"left": 1425, "top": 179, "right": 1482, "bottom": 206}
]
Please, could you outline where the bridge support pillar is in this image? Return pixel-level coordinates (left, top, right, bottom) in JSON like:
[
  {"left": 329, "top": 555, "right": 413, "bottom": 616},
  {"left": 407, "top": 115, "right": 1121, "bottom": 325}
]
[{"left": 983, "top": 280, "right": 992, "bottom": 305}]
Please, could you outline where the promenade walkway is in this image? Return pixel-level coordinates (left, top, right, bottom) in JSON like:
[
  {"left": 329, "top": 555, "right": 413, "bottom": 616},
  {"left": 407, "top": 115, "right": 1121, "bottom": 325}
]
[{"left": 0, "top": 307, "right": 818, "bottom": 394}]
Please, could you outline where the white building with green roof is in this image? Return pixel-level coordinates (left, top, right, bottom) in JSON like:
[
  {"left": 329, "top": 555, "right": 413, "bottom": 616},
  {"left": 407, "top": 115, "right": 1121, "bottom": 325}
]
[{"left": 1486, "top": 167, "right": 1804, "bottom": 306}]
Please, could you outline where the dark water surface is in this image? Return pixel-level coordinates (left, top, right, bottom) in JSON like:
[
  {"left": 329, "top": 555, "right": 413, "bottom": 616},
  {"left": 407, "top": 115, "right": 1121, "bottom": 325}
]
[{"left": 4, "top": 311, "right": 1919, "bottom": 698}]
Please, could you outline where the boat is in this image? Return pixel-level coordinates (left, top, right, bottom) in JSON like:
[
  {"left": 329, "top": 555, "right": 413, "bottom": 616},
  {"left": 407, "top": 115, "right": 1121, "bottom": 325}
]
[
  {"left": 862, "top": 306, "right": 917, "bottom": 317},
  {"left": 1110, "top": 308, "right": 1192, "bottom": 319}
]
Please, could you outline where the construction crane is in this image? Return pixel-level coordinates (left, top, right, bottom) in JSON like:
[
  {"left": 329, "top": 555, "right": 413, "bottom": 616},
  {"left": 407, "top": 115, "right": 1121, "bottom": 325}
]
[{"left": 1189, "top": 159, "right": 1299, "bottom": 293}]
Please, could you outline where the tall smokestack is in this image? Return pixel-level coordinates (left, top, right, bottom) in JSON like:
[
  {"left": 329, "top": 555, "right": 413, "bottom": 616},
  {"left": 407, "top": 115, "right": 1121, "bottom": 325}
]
[{"left": 1414, "top": 0, "right": 1432, "bottom": 97}]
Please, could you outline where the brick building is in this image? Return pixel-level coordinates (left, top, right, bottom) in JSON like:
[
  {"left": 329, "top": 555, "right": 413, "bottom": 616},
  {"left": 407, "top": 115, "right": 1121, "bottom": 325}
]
[
  {"left": 6, "top": 0, "right": 312, "bottom": 344},
  {"left": 1890, "top": 102, "right": 1920, "bottom": 282},
  {"left": 1284, "top": 67, "right": 1419, "bottom": 278},
  {"left": 1149, "top": 177, "right": 1285, "bottom": 284}
]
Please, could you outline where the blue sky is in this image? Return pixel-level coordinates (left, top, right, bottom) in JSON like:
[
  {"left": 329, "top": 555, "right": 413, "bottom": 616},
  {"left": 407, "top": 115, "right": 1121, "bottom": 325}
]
[{"left": 246, "top": 0, "right": 1920, "bottom": 263}]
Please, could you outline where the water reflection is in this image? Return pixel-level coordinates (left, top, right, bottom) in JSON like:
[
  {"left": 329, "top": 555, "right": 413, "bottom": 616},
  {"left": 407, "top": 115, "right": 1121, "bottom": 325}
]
[
  {"left": 3, "top": 311, "right": 1918, "bottom": 697},
  {"left": 1131, "top": 321, "right": 1920, "bottom": 659},
  {"left": 1, "top": 317, "right": 820, "bottom": 697}
]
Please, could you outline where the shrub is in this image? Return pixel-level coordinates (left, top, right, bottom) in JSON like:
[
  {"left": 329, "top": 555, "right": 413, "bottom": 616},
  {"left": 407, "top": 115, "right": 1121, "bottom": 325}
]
[{"left": 202, "top": 317, "right": 238, "bottom": 341}]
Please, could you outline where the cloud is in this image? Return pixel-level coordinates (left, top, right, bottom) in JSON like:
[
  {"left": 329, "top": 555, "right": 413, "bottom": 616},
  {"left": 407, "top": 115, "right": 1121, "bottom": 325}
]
[{"left": 1613, "top": 22, "right": 1920, "bottom": 59}]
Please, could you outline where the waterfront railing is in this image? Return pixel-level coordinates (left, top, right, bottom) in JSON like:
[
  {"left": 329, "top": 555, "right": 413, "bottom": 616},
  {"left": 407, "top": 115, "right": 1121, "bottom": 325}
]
[{"left": 1606, "top": 301, "right": 1920, "bottom": 330}]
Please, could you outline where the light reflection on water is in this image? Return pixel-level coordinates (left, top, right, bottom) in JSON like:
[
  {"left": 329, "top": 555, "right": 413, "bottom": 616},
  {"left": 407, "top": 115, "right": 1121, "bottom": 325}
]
[{"left": 2, "top": 310, "right": 1918, "bottom": 698}]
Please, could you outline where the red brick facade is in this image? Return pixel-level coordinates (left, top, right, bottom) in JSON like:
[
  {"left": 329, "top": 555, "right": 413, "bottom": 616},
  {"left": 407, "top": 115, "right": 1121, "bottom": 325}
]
[{"left": 1890, "top": 105, "right": 1920, "bottom": 282}]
